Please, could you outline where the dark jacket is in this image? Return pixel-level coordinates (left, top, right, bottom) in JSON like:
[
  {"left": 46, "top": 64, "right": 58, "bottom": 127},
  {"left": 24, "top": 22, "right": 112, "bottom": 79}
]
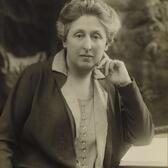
[{"left": 0, "top": 57, "right": 154, "bottom": 168}]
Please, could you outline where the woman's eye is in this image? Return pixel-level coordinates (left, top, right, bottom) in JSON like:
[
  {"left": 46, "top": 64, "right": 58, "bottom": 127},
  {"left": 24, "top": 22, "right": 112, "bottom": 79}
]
[
  {"left": 93, "top": 34, "right": 101, "bottom": 39},
  {"left": 75, "top": 33, "right": 83, "bottom": 38}
]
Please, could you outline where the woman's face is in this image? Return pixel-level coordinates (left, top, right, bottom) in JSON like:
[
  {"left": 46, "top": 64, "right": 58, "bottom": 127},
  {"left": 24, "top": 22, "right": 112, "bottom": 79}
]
[{"left": 64, "top": 15, "right": 108, "bottom": 72}]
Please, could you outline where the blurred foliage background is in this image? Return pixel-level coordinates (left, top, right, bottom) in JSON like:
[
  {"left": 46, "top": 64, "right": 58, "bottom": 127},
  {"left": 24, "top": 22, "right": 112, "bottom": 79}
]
[{"left": 0, "top": 0, "right": 168, "bottom": 127}]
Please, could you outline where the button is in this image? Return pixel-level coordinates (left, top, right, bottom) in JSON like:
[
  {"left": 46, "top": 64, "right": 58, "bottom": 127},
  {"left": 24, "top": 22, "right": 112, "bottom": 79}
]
[
  {"left": 81, "top": 131, "right": 86, "bottom": 135},
  {"left": 82, "top": 156, "right": 86, "bottom": 161},
  {"left": 82, "top": 126, "right": 87, "bottom": 131},
  {"left": 81, "top": 144, "right": 86, "bottom": 150},
  {"left": 82, "top": 148, "right": 86, "bottom": 152},
  {"left": 81, "top": 115, "right": 86, "bottom": 120},
  {"left": 81, "top": 141, "right": 86, "bottom": 145},
  {"left": 76, "top": 160, "right": 81, "bottom": 168},
  {"left": 79, "top": 131, "right": 87, "bottom": 136},
  {"left": 80, "top": 121, "right": 86, "bottom": 127}
]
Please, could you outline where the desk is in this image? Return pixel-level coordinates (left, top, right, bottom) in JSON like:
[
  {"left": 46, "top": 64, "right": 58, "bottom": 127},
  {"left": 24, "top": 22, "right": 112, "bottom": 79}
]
[{"left": 120, "top": 134, "right": 168, "bottom": 167}]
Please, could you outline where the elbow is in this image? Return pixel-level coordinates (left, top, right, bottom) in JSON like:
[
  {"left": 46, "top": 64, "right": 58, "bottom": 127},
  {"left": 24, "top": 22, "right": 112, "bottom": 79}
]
[
  {"left": 125, "top": 121, "right": 155, "bottom": 146},
  {"left": 133, "top": 122, "right": 155, "bottom": 146}
]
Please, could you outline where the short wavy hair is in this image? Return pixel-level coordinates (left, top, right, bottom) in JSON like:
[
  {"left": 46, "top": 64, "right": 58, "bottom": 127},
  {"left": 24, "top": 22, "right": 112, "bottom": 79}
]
[{"left": 56, "top": 0, "right": 121, "bottom": 45}]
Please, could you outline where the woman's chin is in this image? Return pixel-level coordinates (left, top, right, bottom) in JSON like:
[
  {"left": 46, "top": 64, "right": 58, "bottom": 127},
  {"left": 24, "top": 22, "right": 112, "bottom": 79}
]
[
  {"left": 80, "top": 64, "right": 94, "bottom": 71},
  {"left": 75, "top": 64, "right": 94, "bottom": 75}
]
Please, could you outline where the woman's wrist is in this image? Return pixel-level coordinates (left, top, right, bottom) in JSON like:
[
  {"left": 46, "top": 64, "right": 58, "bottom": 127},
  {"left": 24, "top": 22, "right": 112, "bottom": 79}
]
[{"left": 118, "top": 78, "right": 132, "bottom": 87}]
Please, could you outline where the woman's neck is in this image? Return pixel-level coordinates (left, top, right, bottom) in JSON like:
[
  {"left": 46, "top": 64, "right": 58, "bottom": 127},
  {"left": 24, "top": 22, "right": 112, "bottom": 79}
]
[{"left": 67, "top": 70, "right": 93, "bottom": 99}]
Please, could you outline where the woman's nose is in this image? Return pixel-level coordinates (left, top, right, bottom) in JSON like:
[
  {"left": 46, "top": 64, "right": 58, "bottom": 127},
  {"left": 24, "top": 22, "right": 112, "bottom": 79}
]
[{"left": 83, "top": 36, "right": 92, "bottom": 51}]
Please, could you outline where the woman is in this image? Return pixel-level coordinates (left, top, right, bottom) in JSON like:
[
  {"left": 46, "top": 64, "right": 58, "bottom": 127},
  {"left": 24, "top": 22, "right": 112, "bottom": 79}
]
[{"left": 0, "top": 0, "right": 154, "bottom": 167}]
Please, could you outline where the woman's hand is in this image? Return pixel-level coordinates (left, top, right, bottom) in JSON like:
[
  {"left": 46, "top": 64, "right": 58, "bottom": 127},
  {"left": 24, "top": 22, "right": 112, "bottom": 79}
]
[{"left": 96, "top": 52, "right": 132, "bottom": 87}]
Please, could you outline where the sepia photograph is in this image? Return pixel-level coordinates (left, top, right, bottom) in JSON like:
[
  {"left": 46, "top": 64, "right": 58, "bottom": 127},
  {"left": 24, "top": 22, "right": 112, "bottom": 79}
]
[{"left": 0, "top": 0, "right": 167, "bottom": 167}]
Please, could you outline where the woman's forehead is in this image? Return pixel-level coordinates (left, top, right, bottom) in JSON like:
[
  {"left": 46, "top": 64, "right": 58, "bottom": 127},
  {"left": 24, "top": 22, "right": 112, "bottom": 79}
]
[{"left": 68, "top": 15, "right": 106, "bottom": 34}]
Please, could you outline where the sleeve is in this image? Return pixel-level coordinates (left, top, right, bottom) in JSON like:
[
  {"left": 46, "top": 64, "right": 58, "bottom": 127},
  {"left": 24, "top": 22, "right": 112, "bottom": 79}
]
[
  {"left": 117, "top": 80, "right": 154, "bottom": 146},
  {"left": 0, "top": 66, "right": 37, "bottom": 167}
]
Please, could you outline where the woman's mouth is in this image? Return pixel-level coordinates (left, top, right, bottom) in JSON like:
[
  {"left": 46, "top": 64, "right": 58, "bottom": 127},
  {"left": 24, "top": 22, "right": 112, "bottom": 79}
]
[{"left": 80, "top": 54, "right": 94, "bottom": 58}]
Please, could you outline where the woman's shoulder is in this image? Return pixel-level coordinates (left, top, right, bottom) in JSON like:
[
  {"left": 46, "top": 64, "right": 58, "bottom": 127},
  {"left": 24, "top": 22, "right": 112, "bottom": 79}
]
[
  {"left": 18, "top": 57, "right": 54, "bottom": 86},
  {"left": 23, "top": 57, "right": 53, "bottom": 77}
]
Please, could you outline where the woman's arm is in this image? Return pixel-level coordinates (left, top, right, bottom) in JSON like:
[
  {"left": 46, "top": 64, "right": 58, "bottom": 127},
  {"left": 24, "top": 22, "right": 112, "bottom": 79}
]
[
  {"left": 118, "top": 81, "right": 154, "bottom": 145},
  {"left": 97, "top": 52, "right": 154, "bottom": 145}
]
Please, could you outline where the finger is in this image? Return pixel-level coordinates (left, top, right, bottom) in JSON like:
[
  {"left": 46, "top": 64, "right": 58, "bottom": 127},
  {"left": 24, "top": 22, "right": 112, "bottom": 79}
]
[
  {"left": 103, "top": 52, "right": 112, "bottom": 74},
  {"left": 113, "top": 60, "right": 124, "bottom": 71},
  {"left": 103, "top": 52, "right": 110, "bottom": 59},
  {"left": 105, "top": 60, "right": 111, "bottom": 76},
  {"left": 109, "top": 60, "right": 118, "bottom": 74},
  {"left": 97, "top": 57, "right": 107, "bottom": 69},
  {"left": 97, "top": 52, "right": 110, "bottom": 68}
]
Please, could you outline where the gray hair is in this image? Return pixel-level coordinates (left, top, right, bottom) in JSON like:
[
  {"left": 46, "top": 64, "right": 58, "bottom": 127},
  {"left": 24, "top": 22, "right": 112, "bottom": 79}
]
[{"left": 56, "top": 0, "right": 121, "bottom": 45}]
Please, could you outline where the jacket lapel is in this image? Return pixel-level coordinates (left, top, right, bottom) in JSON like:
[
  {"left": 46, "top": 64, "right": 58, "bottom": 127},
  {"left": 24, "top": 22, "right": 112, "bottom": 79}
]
[
  {"left": 61, "top": 82, "right": 81, "bottom": 138},
  {"left": 94, "top": 79, "right": 108, "bottom": 168},
  {"left": 53, "top": 72, "right": 76, "bottom": 139}
]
